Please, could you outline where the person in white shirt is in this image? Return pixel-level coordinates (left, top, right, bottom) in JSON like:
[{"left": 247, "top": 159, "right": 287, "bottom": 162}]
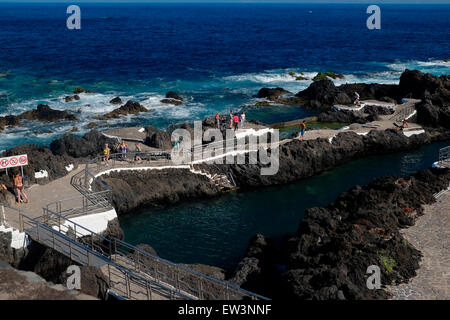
[
  {"left": 354, "top": 92, "right": 360, "bottom": 105},
  {"left": 240, "top": 111, "right": 246, "bottom": 129}
]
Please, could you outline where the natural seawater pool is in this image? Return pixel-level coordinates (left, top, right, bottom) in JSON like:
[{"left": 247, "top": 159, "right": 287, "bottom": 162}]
[{"left": 119, "top": 140, "right": 449, "bottom": 271}]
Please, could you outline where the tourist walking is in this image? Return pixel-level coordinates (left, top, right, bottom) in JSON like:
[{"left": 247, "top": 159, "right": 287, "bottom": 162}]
[
  {"left": 233, "top": 114, "right": 239, "bottom": 131},
  {"left": 120, "top": 140, "right": 128, "bottom": 160},
  {"left": 103, "top": 143, "right": 110, "bottom": 165},
  {"left": 240, "top": 111, "right": 246, "bottom": 129},
  {"left": 299, "top": 120, "right": 307, "bottom": 140},
  {"left": 13, "top": 172, "right": 28, "bottom": 205},
  {"left": 354, "top": 92, "right": 360, "bottom": 105},
  {"left": 134, "top": 144, "right": 143, "bottom": 162},
  {"left": 215, "top": 112, "right": 220, "bottom": 129}
]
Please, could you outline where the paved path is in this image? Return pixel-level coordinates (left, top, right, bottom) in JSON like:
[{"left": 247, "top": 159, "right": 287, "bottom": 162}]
[
  {"left": 386, "top": 191, "right": 450, "bottom": 300},
  {"left": 3, "top": 167, "right": 85, "bottom": 229}
]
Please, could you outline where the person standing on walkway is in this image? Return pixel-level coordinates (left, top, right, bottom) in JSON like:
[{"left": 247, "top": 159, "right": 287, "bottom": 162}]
[
  {"left": 221, "top": 115, "right": 227, "bottom": 133},
  {"left": 103, "top": 143, "right": 110, "bottom": 165},
  {"left": 13, "top": 172, "right": 28, "bottom": 205},
  {"left": 120, "top": 140, "right": 128, "bottom": 160},
  {"left": 215, "top": 112, "right": 220, "bottom": 129},
  {"left": 354, "top": 92, "right": 360, "bottom": 105},
  {"left": 240, "top": 111, "right": 246, "bottom": 129},
  {"left": 134, "top": 143, "right": 143, "bottom": 162},
  {"left": 233, "top": 114, "right": 239, "bottom": 131},
  {"left": 299, "top": 120, "right": 307, "bottom": 140}
]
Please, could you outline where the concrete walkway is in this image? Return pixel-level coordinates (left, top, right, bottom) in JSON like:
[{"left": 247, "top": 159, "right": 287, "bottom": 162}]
[
  {"left": 387, "top": 191, "right": 450, "bottom": 299},
  {"left": 3, "top": 167, "right": 85, "bottom": 229}
]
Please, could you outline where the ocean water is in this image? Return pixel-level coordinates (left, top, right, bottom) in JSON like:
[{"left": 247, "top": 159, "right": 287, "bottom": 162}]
[
  {"left": 120, "top": 140, "right": 450, "bottom": 270},
  {"left": 0, "top": 3, "right": 449, "bottom": 151}
]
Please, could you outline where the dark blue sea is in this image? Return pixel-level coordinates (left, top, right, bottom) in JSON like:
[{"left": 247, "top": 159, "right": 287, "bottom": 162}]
[
  {"left": 0, "top": 2, "right": 449, "bottom": 150},
  {"left": 1, "top": 3, "right": 449, "bottom": 270}
]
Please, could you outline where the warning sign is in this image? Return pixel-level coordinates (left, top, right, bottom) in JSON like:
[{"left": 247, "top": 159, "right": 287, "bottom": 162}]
[
  {"left": 19, "top": 155, "right": 28, "bottom": 165},
  {"left": 0, "top": 154, "right": 28, "bottom": 169}
]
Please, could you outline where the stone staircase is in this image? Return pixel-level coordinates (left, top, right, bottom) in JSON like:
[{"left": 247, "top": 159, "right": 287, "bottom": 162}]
[{"left": 189, "top": 164, "right": 236, "bottom": 191}]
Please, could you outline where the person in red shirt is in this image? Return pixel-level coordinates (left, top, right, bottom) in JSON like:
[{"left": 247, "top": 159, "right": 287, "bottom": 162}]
[{"left": 233, "top": 114, "right": 239, "bottom": 130}]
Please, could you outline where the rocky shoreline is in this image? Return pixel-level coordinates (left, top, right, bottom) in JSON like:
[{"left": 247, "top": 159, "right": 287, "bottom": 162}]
[{"left": 228, "top": 168, "right": 450, "bottom": 299}]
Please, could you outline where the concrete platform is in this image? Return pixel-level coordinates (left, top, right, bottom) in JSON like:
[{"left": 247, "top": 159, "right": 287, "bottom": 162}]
[{"left": 387, "top": 191, "right": 450, "bottom": 299}]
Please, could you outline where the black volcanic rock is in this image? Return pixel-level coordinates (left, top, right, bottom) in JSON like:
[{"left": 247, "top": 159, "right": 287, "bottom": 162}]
[
  {"left": 165, "top": 91, "right": 183, "bottom": 101},
  {"left": 144, "top": 126, "right": 172, "bottom": 150},
  {"left": 161, "top": 98, "right": 183, "bottom": 105},
  {"left": 318, "top": 110, "right": 371, "bottom": 124},
  {"left": 0, "top": 115, "right": 21, "bottom": 132},
  {"left": 74, "top": 87, "right": 94, "bottom": 94},
  {"left": 296, "top": 80, "right": 398, "bottom": 109},
  {"left": 19, "top": 104, "right": 79, "bottom": 122},
  {"left": 231, "top": 168, "right": 450, "bottom": 300},
  {"left": 161, "top": 91, "right": 184, "bottom": 105},
  {"left": 109, "top": 97, "right": 122, "bottom": 105},
  {"left": 257, "top": 87, "right": 290, "bottom": 101},
  {"left": 100, "top": 168, "right": 219, "bottom": 215},
  {"left": 295, "top": 79, "right": 340, "bottom": 108},
  {"left": 96, "top": 100, "right": 149, "bottom": 120},
  {"left": 50, "top": 129, "right": 117, "bottom": 159}
]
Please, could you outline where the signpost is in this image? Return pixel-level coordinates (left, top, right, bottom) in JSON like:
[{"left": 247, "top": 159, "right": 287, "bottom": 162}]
[{"left": 0, "top": 154, "right": 28, "bottom": 176}]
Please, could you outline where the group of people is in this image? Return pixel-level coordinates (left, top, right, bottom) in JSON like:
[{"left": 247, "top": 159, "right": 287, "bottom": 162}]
[
  {"left": 215, "top": 110, "right": 246, "bottom": 132},
  {"left": 102, "top": 141, "right": 144, "bottom": 165}
]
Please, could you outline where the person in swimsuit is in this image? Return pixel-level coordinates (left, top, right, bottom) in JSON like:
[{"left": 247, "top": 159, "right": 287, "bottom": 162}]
[
  {"left": 135, "top": 144, "right": 143, "bottom": 162},
  {"left": 120, "top": 140, "right": 128, "bottom": 160},
  {"left": 13, "top": 172, "right": 28, "bottom": 205},
  {"left": 103, "top": 143, "right": 110, "bottom": 165},
  {"left": 299, "top": 120, "right": 307, "bottom": 140},
  {"left": 354, "top": 92, "right": 360, "bottom": 105}
]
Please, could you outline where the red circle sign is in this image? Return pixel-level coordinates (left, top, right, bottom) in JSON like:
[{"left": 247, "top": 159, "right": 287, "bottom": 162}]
[
  {"left": 9, "top": 157, "right": 18, "bottom": 166},
  {"left": 19, "top": 156, "right": 27, "bottom": 165},
  {"left": 0, "top": 159, "right": 9, "bottom": 167}
]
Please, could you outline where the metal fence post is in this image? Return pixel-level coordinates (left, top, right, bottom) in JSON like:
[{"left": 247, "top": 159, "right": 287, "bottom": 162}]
[
  {"left": 126, "top": 273, "right": 131, "bottom": 299},
  {"left": 146, "top": 281, "right": 152, "bottom": 300},
  {"left": 0, "top": 205, "right": 4, "bottom": 226}
]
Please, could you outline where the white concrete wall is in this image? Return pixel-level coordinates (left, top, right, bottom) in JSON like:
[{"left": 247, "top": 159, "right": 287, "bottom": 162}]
[
  {"left": 53, "top": 208, "right": 118, "bottom": 237},
  {"left": 0, "top": 225, "right": 26, "bottom": 249}
]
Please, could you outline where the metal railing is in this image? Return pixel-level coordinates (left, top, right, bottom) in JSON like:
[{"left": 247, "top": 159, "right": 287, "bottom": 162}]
[
  {"left": 439, "top": 146, "right": 450, "bottom": 165},
  {"left": 25, "top": 207, "right": 269, "bottom": 300},
  {"left": 19, "top": 208, "right": 192, "bottom": 300}
]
